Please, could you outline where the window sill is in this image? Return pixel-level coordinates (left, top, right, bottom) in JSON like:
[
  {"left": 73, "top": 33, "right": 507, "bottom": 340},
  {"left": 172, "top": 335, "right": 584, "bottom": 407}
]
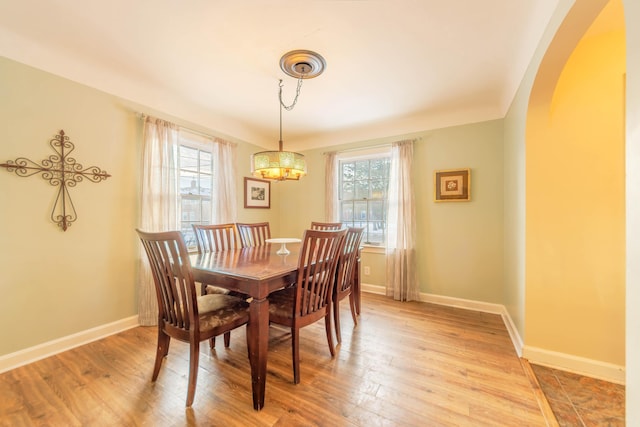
[{"left": 361, "top": 245, "right": 386, "bottom": 255}]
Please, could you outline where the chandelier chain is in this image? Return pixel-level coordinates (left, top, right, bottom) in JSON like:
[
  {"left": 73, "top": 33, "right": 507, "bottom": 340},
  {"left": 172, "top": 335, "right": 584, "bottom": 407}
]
[{"left": 279, "top": 77, "right": 304, "bottom": 111}]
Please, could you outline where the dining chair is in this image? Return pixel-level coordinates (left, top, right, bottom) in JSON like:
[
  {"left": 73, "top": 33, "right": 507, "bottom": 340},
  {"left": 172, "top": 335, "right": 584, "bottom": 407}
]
[
  {"left": 333, "top": 227, "right": 364, "bottom": 344},
  {"left": 192, "top": 223, "right": 245, "bottom": 347},
  {"left": 310, "top": 221, "right": 343, "bottom": 230},
  {"left": 192, "top": 223, "right": 242, "bottom": 296},
  {"left": 136, "top": 229, "right": 250, "bottom": 407},
  {"left": 236, "top": 222, "right": 271, "bottom": 247},
  {"left": 268, "top": 228, "right": 347, "bottom": 384}
]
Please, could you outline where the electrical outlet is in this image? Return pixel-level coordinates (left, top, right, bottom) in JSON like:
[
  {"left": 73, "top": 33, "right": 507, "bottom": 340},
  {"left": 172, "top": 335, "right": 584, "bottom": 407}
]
[{"left": 364, "top": 266, "right": 371, "bottom": 275}]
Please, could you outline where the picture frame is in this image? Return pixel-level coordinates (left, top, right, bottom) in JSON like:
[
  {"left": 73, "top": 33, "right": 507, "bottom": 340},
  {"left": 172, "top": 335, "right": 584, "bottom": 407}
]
[
  {"left": 244, "top": 177, "right": 270, "bottom": 209},
  {"left": 434, "top": 168, "right": 471, "bottom": 202}
]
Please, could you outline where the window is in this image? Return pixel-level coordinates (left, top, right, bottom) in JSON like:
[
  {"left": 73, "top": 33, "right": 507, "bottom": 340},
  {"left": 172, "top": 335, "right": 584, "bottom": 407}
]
[
  {"left": 178, "top": 136, "right": 215, "bottom": 249},
  {"left": 338, "top": 152, "right": 390, "bottom": 245}
]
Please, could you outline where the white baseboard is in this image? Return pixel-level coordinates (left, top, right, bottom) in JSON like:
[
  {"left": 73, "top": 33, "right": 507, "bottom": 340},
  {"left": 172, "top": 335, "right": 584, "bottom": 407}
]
[
  {"left": 523, "top": 346, "right": 625, "bottom": 384},
  {"left": 0, "top": 315, "right": 139, "bottom": 374},
  {"left": 361, "top": 283, "right": 386, "bottom": 295},
  {"left": 361, "top": 285, "right": 623, "bottom": 383}
]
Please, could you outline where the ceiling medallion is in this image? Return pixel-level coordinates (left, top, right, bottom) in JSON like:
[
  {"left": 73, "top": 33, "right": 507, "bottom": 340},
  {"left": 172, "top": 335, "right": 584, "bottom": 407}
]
[{"left": 279, "top": 50, "right": 326, "bottom": 79}]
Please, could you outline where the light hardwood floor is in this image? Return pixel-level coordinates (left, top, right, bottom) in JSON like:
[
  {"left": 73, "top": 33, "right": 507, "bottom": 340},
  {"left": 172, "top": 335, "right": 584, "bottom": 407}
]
[{"left": 0, "top": 293, "right": 550, "bottom": 426}]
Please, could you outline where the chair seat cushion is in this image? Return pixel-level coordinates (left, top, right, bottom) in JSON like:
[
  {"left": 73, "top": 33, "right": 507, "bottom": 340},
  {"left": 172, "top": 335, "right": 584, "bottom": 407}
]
[
  {"left": 204, "top": 284, "right": 231, "bottom": 295},
  {"left": 267, "top": 287, "right": 295, "bottom": 318},
  {"left": 197, "top": 294, "right": 249, "bottom": 331},
  {"left": 268, "top": 287, "right": 321, "bottom": 318}
]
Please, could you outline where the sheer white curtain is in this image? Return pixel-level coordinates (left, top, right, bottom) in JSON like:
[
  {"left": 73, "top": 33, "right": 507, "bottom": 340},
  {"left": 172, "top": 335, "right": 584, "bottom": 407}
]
[
  {"left": 325, "top": 151, "right": 339, "bottom": 222},
  {"left": 386, "top": 140, "right": 419, "bottom": 301},
  {"left": 214, "top": 139, "right": 237, "bottom": 223},
  {"left": 137, "top": 119, "right": 237, "bottom": 325},
  {"left": 138, "top": 116, "right": 179, "bottom": 325}
]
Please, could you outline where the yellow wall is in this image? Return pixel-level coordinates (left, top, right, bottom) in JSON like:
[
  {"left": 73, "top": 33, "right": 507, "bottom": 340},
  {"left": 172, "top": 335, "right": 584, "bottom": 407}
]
[{"left": 525, "top": 0, "right": 626, "bottom": 365}]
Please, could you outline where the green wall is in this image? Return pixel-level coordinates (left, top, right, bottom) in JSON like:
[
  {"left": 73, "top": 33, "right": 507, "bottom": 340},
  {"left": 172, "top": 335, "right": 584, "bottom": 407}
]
[
  {"left": 0, "top": 56, "right": 275, "bottom": 356},
  {"left": 284, "top": 121, "right": 505, "bottom": 303}
]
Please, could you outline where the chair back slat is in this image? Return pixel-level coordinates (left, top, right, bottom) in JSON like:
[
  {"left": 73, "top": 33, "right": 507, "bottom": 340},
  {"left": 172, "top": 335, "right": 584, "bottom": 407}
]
[
  {"left": 336, "top": 227, "right": 365, "bottom": 295},
  {"left": 295, "top": 229, "right": 347, "bottom": 318},
  {"left": 192, "top": 223, "right": 240, "bottom": 253},
  {"left": 137, "top": 229, "right": 198, "bottom": 332},
  {"left": 237, "top": 222, "right": 271, "bottom": 247},
  {"left": 310, "top": 221, "right": 343, "bottom": 231}
]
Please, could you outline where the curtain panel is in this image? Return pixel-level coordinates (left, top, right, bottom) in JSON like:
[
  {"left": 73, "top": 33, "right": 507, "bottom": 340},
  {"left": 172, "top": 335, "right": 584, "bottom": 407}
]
[
  {"left": 138, "top": 116, "right": 179, "bottom": 325},
  {"left": 324, "top": 151, "right": 339, "bottom": 222},
  {"left": 386, "top": 140, "right": 419, "bottom": 301},
  {"left": 137, "top": 117, "right": 237, "bottom": 325}
]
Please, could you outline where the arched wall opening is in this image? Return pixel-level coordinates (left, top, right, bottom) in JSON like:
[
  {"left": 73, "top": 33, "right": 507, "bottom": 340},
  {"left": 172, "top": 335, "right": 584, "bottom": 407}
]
[{"left": 524, "top": 0, "right": 626, "bottom": 382}]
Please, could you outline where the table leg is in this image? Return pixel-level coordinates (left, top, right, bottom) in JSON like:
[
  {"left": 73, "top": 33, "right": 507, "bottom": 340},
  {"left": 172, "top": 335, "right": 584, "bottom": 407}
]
[{"left": 247, "top": 297, "right": 269, "bottom": 410}]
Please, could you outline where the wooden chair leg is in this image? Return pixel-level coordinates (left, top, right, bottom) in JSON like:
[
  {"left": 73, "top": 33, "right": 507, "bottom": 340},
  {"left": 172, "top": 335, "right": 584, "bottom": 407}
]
[
  {"left": 348, "top": 292, "right": 358, "bottom": 326},
  {"left": 209, "top": 337, "right": 216, "bottom": 349},
  {"left": 224, "top": 331, "right": 231, "bottom": 347},
  {"left": 152, "top": 330, "right": 170, "bottom": 381},
  {"left": 333, "top": 298, "right": 342, "bottom": 344},
  {"left": 324, "top": 312, "right": 335, "bottom": 357},
  {"left": 292, "top": 327, "right": 300, "bottom": 384},
  {"left": 185, "top": 340, "right": 200, "bottom": 407}
]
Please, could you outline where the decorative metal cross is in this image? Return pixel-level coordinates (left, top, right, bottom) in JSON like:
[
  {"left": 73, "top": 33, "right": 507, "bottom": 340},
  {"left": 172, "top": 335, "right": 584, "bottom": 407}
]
[{"left": 0, "top": 130, "right": 111, "bottom": 231}]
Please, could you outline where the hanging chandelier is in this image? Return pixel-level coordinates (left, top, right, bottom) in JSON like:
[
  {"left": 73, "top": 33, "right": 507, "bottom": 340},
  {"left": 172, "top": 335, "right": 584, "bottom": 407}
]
[{"left": 251, "top": 50, "right": 326, "bottom": 181}]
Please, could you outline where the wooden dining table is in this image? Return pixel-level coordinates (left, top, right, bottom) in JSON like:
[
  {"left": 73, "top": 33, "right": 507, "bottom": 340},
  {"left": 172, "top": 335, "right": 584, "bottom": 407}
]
[{"left": 190, "top": 242, "right": 301, "bottom": 411}]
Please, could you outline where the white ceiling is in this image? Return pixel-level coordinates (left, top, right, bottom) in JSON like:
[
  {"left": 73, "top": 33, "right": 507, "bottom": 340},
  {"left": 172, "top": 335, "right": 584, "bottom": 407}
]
[{"left": 0, "top": 0, "right": 558, "bottom": 150}]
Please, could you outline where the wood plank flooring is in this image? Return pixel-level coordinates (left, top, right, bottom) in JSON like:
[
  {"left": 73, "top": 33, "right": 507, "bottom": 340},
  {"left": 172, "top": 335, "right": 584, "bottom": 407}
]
[{"left": 0, "top": 293, "right": 550, "bottom": 426}]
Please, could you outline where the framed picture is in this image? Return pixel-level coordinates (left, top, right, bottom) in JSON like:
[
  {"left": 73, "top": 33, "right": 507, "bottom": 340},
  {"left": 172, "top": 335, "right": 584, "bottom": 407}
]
[
  {"left": 244, "top": 177, "right": 270, "bottom": 209},
  {"left": 434, "top": 168, "right": 471, "bottom": 202}
]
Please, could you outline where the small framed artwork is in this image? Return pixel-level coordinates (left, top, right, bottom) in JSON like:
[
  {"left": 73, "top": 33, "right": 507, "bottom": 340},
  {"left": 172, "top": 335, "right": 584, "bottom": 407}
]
[
  {"left": 244, "top": 177, "right": 270, "bottom": 209},
  {"left": 434, "top": 168, "right": 471, "bottom": 202}
]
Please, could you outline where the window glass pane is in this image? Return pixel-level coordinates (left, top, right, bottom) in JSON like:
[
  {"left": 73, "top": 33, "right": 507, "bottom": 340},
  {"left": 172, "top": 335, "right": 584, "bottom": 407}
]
[
  {"left": 199, "top": 175, "right": 212, "bottom": 196},
  {"left": 180, "top": 171, "right": 198, "bottom": 195},
  {"left": 369, "top": 200, "right": 385, "bottom": 220},
  {"left": 200, "top": 151, "right": 212, "bottom": 171},
  {"left": 355, "top": 180, "right": 369, "bottom": 199},
  {"left": 181, "top": 198, "right": 200, "bottom": 222},
  {"left": 202, "top": 199, "right": 211, "bottom": 222},
  {"left": 370, "top": 180, "right": 386, "bottom": 199},
  {"left": 354, "top": 201, "right": 367, "bottom": 221},
  {"left": 366, "top": 222, "right": 385, "bottom": 245},
  {"left": 180, "top": 146, "right": 198, "bottom": 172},
  {"left": 370, "top": 159, "right": 386, "bottom": 179},
  {"left": 355, "top": 161, "right": 369, "bottom": 181},
  {"left": 342, "top": 181, "right": 354, "bottom": 200},
  {"left": 340, "top": 201, "right": 354, "bottom": 221},
  {"left": 342, "top": 162, "right": 355, "bottom": 182}
]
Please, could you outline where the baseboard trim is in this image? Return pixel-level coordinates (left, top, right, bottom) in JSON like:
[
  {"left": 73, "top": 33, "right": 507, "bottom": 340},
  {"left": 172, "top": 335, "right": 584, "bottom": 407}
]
[
  {"left": 0, "top": 315, "right": 139, "bottom": 374},
  {"left": 523, "top": 345, "right": 625, "bottom": 385},
  {"left": 361, "top": 285, "right": 623, "bottom": 383}
]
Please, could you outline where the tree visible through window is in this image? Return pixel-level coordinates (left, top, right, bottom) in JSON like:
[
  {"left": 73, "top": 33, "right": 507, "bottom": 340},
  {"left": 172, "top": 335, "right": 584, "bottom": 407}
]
[
  {"left": 339, "top": 156, "right": 390, "bottom": 245},
  {"left": 179, "top": 144, "right": 214, "bottom": 248}
]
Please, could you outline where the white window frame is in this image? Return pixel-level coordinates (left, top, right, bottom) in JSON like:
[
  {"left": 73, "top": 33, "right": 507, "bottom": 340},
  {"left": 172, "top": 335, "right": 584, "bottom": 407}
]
[
  {"left": 177, "top": 130, "right": 216, "bottom": 250},
  {"left": 337, "top": 147, "right": 391, "bottom": 246}
]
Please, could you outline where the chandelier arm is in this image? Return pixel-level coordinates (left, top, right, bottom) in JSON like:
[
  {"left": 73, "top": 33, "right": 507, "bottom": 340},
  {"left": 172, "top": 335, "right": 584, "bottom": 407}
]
[{"left": 279, "top": 77, "right": 304, "bottom": 111}]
